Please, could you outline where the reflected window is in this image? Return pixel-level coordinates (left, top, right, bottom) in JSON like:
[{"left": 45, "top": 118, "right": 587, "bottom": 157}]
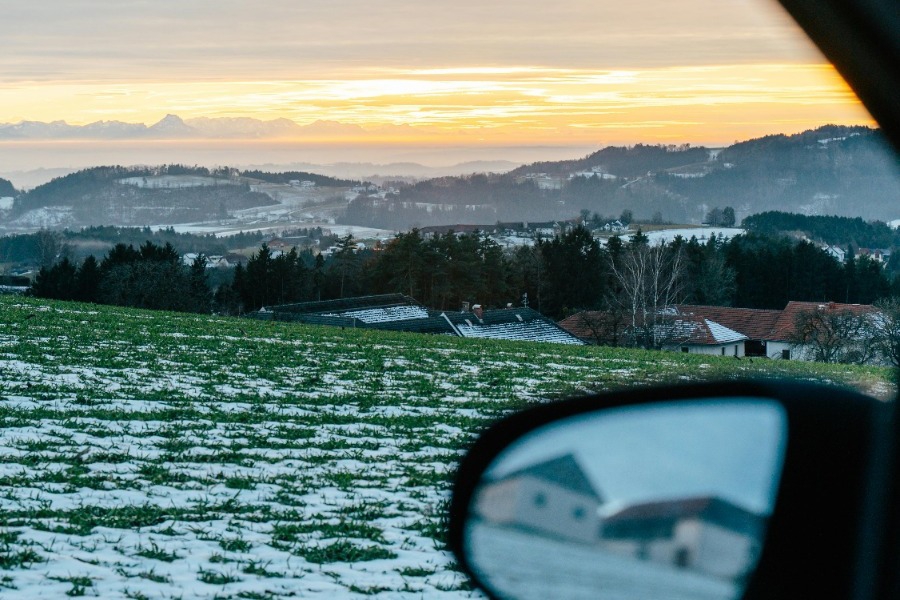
[{"left": 533, "top": 493, "right": 547, "bottom": 508}]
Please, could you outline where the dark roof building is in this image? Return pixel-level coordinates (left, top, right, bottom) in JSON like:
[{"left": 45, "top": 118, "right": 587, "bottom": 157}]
[
  {"left": 251, "top": 294, "right": 584, "bottom": 345},
  {"left": 602, "top": 496, "right": 765, "bottom": 541}
]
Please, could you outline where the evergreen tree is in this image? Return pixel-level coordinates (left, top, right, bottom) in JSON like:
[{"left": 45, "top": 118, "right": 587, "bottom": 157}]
[{"left": 74, "top": 255, "right": 101, "bottom": 303}]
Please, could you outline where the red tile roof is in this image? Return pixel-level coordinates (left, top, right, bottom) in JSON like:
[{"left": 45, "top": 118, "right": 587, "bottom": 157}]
[
  {"left": 769, "top": 301, "right": 878, "bottom": 341},
  {"left": 676, "top": 305, "right": 783, "bottom": 340},
  {"left": 562, "top": 301, "right": 879, "bottom": 345},
  {"left": 558, "top": 311, "right": 745, "bottom": 346},
  {"left": 557, "top": 311, "right": 622, "bottom": 341}
]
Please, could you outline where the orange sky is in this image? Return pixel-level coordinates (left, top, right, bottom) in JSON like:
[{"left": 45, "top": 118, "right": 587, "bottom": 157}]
[{"left": 0, "top": 0, "right": 876, "bottom": 147}]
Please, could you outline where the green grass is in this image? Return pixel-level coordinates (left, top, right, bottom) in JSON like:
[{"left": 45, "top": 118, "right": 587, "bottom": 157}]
[{"left": 0, "top": 295, "right": 892, "bottom": 598}]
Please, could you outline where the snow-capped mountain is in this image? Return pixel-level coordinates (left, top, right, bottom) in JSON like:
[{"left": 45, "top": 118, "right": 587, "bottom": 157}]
[{"left": 0, "top": 115, "right": 389, "bottom": 140}]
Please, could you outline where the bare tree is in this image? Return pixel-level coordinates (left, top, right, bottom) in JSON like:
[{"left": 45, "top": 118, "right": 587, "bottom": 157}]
[
  {"left": 608, "top": 239, "right": 686, "bottom": 348},
  {"left": 873, "top": 298, "right": 900, "bottom": 367},
  {"left": 35, "top": 229, "right": 71, "bottom": 269},
  {"left": 789, "top": 308, "right": 878, "bottom": 365},
  {"left": 574, "top": 310, "right": 628, "bottom": 346}
]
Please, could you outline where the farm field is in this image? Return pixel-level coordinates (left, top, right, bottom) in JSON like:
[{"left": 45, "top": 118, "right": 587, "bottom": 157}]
[{"left": 0, "top": 296, "right": 893, "bottom": 598}]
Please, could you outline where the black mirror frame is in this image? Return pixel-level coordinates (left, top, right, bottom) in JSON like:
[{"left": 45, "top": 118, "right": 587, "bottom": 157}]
[{"left": 449, "top": 380, "right": 896, "bottom": 600}]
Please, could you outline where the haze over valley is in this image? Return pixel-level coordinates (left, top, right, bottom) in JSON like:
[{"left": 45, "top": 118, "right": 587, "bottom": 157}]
[{"left": 1, "top": 125, "right": 897, "bottom": 239}]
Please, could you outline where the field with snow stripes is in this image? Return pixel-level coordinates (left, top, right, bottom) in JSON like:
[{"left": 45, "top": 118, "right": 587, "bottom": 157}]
[{"left": 0, "top": 296, "right": 892, "bottom": 598}]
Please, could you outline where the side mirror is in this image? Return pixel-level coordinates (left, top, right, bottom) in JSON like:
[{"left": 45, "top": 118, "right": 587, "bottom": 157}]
[{"left": 448, "top": 381, "right": 896, "bottom": 600}]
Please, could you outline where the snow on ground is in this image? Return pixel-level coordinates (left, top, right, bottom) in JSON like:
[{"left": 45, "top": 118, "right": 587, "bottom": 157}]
[
  {"left": 0, "top": 297, "right": 891, "bottom": 598},
  {"left": 148, "top": 222, "right": 396, "bottom": 240},
  {"left": 0, "top": 298, "right": 628, "bottom": 598},
  {"left": 7, "top": 206, "right": 75, "bottom": 229},
  {"left": 468, "top": 523, "right": 736, "bottom": 600},
  {"left": 118, "top": 176, "right": 232, "bottom": 189},
  {"left": 617, "top": 227, "right": 745, "bottom": 245}
]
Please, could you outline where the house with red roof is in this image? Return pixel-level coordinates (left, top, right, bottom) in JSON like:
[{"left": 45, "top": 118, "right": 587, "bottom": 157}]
[
  {"left": 560, "top": 301, "right": 882, "bottom": 363},
  {"left": 765, "top": 301, "right": 880, "bottom": 361},
  {"left": 675, "top": 305, "right": 784, "bottom": 358},
  {"left": 559, "top": 310, "right": 748, "bottom": 356}
]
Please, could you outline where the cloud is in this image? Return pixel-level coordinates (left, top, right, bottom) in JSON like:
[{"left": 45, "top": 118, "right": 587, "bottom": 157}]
[
  {"left": 2, "top": 0, "right": 820, "bottom": 83},
  {"left": 0, "top": 0, "right": 871, "bottom": 146}
]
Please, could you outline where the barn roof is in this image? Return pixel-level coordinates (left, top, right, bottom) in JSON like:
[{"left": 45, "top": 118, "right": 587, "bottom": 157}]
[
  {"left": 269, "top": 293, "right": 416, "bottom": 315},
  {"left": 256, "top": 295, "right": 583, "bottom": 345},
  {"left": 500, "top": 453, "right": 603, "bottom": 501},
  {"left": 603, "top": 496, "right": 765, "bottom": 538}
]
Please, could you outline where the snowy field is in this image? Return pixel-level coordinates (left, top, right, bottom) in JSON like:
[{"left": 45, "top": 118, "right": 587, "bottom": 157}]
[
  {"left": 468, "top": 524, "right": 737, "bottom": 600},
  {"left": 0, "top": 297, "right": 891, "bottom": 598},
  {"left": 147, "top": 222, "right": 397, "bottom": 241},
  {"left": 618, "top": 228, "right": 745, "bottom": 245},
  {"left": 119, "top": 176, "right": 234, "bottom": 189}
]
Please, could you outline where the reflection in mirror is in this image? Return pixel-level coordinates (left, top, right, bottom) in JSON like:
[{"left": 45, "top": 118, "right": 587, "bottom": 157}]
[{"left": 465, "top": 399, "right": 787, "bottom": 600}]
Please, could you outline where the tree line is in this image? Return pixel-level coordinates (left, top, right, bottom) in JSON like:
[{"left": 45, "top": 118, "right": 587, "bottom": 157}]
[
  {"left": 30, "top": 228, "right": 897, "bottom": 341},
  {"left": 31, "top": 242, "right": 211, "bottom": 312}
]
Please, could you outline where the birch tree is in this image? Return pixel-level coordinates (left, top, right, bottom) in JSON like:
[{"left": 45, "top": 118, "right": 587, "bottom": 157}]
[{"left": 608, "top": 236, "right": 686, "bottom": 348}]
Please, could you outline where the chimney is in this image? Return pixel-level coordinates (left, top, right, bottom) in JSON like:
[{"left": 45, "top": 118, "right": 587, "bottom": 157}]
[
  {"left": 461, "top": 301, "right": 470, "bottom": 313},
  {"left": 473, "top": 304, "right": 484, "bottom": 320}
]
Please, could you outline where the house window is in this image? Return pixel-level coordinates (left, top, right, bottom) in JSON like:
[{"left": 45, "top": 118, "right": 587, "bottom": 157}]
[
  {"left": 721, "top": 347, "right": 726, "bottom": 356},
  {"left": 681, "top": 346, "right": 689, "bottom": 353},
  {"left": 533, "top": 493, "right": 546, "bottom": 508},
  {"left": 782, "top": 349, "right": 791, "bottom": 360}
]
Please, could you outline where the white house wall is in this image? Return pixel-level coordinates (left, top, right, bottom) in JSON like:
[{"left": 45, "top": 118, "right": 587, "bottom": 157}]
[
  {"left": 664, "top": 343, "right": 745, "bottom": 357},
  {"left": 679, "top": 519, "right": 757, "bottom": 580},
  {"left": 476, "top": 475, "right": 600, "bottom": 544},
  {"left": 638, "top": 519, "right": 756, "bottom": 581},
  {"left": 474, "top": 478, "right": 522, "bottom": 525},
  {"left": 516, "top": 476, "right": 600, "bottom": 544}
]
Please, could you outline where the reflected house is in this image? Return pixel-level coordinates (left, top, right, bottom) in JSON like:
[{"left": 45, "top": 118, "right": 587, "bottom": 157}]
[
  {"left": 600, "top": 496, "right": 765, "bottom": 581},
  {"left": 474, "top": 454, "right": 603, "bottom": 544}
]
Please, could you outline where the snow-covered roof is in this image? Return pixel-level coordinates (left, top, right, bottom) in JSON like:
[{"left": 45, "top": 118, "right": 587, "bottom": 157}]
[
  {"left": 703, "top": 319, "right": 747, "bottom": 344},
  {"left": 661, "top": 316, "right": 747, "bottom": 346},
  {"left": 457, "top": 320, "right": 584, "bottom": 345},
  {"left": 323, "top": 305, "right": 429, "bottom": 323}
]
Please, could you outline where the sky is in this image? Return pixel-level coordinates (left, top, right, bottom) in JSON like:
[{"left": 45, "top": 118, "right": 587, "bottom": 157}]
[
  {"left": 485, "top": 399, "right": 787, "bottom": 514},
  {"left": 0, "top": 0, "right": 876, "bottom": 159}
]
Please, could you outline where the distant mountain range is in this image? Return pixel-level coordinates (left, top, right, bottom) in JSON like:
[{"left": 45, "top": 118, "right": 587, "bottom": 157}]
[
  {"left": 0, "top": 115, "right": 436, "bottom": 140},
  {"left": 343, "top": 125, "right": 900, "bottom": 229},
  {"left": 2, "top": 125, "right": 898, "bottom": 235}
]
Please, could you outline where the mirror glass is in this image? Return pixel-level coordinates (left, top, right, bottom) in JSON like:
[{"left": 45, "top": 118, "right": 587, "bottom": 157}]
[{"left": 464, "top": 399, "right": 787, "bottom": 600}]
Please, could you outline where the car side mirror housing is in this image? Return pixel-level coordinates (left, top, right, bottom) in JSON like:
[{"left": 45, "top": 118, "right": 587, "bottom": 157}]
[{"left": 448, "top": 381, "right": 896, "bottom": 600}]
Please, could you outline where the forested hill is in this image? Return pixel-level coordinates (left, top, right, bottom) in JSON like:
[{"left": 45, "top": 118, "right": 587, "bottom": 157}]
[
  {"left": 239, "top": 170, "right": 356, "bottom": 187},
  {"left": 743, "top": 211, "right": 900, "bottom": 248},
  {"left": 8, "top": 166, "right": 273, "bottom": 228},
  {"left": 508, "top": 143, "right": 712, "bottom": 179},
  {"left": 0, "top": 177, "right": 16, "bottom": 197},
  {"left": 5, "top": 165, "right": 356, "bottom": 231},
  {"left": 343, "top": 125, "right": 900, "bottom": 230}
]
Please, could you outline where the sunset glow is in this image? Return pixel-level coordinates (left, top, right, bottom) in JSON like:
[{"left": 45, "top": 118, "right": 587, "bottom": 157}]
[{"left": 0, "top": 0, "right": 877, "bottom": 150}]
